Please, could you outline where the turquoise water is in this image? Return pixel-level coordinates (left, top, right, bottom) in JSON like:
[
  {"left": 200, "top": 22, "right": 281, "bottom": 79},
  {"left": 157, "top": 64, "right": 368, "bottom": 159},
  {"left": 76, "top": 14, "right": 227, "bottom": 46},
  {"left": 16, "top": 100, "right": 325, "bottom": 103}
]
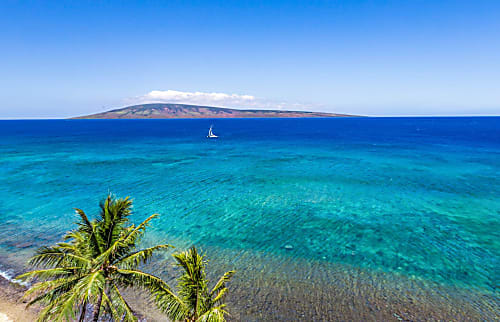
[{"left": 0, "top": 118, "right": 498, "bottom": 319}]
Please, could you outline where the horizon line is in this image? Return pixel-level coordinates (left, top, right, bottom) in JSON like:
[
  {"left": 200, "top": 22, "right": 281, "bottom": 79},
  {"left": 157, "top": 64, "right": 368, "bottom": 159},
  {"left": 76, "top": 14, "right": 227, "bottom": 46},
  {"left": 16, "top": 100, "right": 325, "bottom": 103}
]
[{"left": 1, "top": 114, "right": 500, "bottom": 120}]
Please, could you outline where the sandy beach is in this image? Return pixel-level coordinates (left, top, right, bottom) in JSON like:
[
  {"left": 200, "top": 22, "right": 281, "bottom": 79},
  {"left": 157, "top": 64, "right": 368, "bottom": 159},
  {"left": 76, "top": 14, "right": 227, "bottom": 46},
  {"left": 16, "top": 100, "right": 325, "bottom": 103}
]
[{"left": 0, "top": 276, "right": 37, "bottom": 322}]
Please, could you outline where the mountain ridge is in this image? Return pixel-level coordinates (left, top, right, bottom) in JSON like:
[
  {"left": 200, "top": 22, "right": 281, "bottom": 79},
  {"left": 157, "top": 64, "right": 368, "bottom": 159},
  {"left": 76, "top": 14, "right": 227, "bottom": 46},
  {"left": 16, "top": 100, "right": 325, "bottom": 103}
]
[{"left": 72, "top": 103, "right": 357, "bottom": 119}]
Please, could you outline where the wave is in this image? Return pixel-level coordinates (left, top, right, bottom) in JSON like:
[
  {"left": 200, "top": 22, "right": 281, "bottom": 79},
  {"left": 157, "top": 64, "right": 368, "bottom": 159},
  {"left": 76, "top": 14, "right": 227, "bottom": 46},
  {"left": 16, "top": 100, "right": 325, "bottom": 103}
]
[{"left": 0, "top": 268, "right": 28, "bottom": 287}]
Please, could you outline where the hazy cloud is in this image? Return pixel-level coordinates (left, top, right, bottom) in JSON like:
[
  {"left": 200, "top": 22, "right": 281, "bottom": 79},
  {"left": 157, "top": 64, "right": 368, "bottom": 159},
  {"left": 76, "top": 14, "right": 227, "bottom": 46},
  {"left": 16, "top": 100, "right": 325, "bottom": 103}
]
[{"left": 128, "top": 89, "right": 313, "bottom": 111}]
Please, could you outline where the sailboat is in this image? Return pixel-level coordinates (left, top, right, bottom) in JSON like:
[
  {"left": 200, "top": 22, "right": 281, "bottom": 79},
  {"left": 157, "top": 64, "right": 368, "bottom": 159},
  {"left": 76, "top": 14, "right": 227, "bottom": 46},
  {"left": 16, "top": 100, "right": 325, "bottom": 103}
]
[{"left": 207, "top": 125, "right": 218, "bottom": 138}]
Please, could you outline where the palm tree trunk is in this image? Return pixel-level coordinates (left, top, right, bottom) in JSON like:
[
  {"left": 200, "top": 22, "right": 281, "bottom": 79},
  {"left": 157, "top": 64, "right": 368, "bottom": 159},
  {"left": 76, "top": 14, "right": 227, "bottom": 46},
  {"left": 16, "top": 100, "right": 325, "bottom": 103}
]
[
  {"left": 193, "top": 287, "right": 198, "bottom": 321},
  {"left": 92, "top": 291, "right": 104, "bottom": 322},
  {"left": 79, "top": 301, "right": 87, "bottom": 322}
]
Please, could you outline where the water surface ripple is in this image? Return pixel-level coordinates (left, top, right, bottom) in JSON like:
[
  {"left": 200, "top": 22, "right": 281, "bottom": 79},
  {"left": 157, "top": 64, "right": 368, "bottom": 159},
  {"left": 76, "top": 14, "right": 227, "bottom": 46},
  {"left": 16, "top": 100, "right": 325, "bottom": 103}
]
[{"left": 0, "top": 118, "right": 499, "bottom": 319}]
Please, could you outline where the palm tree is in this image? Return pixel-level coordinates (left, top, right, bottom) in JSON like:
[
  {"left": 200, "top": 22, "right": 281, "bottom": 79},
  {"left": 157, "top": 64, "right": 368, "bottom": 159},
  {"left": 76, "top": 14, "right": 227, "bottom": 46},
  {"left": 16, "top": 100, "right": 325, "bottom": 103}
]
[
  {"left": 154, "top": 246, "right": 235, "bottom": 322},
  {"left": 16, "top": 195, "right": 176, "bottom": 322}
]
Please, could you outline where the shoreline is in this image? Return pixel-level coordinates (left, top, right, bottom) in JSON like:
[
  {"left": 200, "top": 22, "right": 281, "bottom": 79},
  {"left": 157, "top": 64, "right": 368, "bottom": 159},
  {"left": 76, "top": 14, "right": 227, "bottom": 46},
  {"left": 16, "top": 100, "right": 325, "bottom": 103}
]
[{"left": 0, "top": 275, "right": 37, "bottom": 322}]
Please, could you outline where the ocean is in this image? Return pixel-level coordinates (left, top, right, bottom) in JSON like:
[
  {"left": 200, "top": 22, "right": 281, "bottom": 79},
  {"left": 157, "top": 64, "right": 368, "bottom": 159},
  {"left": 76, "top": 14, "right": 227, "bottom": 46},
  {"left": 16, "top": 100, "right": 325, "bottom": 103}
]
[{"left": 0, "top": 117, "right": 499, "bottom": 320}]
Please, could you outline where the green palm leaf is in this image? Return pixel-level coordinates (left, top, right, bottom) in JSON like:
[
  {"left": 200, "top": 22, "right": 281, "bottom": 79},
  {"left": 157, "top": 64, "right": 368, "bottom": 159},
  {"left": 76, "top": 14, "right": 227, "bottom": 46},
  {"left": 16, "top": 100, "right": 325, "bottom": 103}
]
[
  {"left": 116, "top": 244, "right": 172, "bottom": 269},
  {"left": 17, "top": 267, "right": 80, "bottom": 282},
  {"left": 155, "top": 246, "right": 235, "bottom": 322},
  {"left": 95, "top": 213, "right": 159, "bottom": 265},
  {"left": 28, "top": 246, "right": 90, "bottom": 268},
  {"left": 108, "top": 283, "right": 137, "bottom": 322}
]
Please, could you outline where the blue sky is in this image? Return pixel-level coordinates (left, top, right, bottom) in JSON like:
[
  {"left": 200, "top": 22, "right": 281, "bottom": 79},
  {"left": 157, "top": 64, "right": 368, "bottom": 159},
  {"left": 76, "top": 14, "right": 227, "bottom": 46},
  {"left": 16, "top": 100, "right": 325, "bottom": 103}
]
[{"left": 0, "top": 0, "right": 499, "bottom": 118}]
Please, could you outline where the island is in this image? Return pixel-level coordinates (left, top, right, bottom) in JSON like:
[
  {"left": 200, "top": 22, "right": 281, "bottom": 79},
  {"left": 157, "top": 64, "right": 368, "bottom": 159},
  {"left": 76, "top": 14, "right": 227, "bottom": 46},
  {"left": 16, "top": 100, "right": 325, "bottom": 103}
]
[{"left": 72, "top": 103, "right": 357, "bottom": 119}]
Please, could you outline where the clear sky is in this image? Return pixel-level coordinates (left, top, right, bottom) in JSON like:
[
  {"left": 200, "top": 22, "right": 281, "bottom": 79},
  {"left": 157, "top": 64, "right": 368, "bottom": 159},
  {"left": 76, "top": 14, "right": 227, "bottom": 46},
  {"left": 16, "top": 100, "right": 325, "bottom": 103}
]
[{"left": 1, "top": 0, "right": 499, "bottom": 118}]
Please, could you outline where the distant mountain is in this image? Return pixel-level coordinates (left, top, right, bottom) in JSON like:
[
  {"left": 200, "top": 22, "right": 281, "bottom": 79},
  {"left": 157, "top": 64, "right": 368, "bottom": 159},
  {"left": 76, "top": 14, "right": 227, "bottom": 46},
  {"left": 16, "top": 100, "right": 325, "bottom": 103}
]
[{"left": 72, "top": 103, "right": 357, "bottom": 119}]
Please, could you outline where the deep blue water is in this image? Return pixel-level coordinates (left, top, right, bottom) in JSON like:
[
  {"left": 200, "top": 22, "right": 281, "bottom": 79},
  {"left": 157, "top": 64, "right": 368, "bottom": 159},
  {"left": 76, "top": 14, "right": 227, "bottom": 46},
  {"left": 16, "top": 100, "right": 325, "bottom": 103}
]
[{"left": 0, "top": 117, "right": 499, "bottom": 318}]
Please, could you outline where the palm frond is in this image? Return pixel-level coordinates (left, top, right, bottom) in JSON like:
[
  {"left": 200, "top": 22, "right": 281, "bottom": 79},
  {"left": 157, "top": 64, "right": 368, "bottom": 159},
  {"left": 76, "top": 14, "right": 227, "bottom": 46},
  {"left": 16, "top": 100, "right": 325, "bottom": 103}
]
[
  {"left": 152, "top": 286, "right": 188, "bottom": 322},
  {"left": 95, "top": 213, "right": 158, "bottom": 264},
  {"left": 74, "top": 208, "right": 102, "bottom": 255},
  {"left": 209, "top": 270, "right": 235, "bottom": 299},
  {"left": 35, "top": 297, "right": 65, "bottom": 322},
  {"left": 197, "top": 306, "right": 229, "bottom": 322},
  {"left": 168, "top": 246, "right": 235, "bottom": 322},
  {"left": 100, "top": 290, "right": 120, "bottom": 321},
  {"left": 115, "top": 268, "right": 187, "bottom": 320},
  {"left": 115, "top": 244, "right": 172, "bottom": 268},
  {"left": 16, "top": 267, "right": 80, "bottom": 282},
  {"left": 41, "top": 286, "right": 81, "bottom": 321},
  {"left": 98, "top": 195, "right": 132, "bottom": 249},
  {"left": 108, "top": 283, "right": 137, "bottom": 322},
  {"left": 23, "top": 277, "right": 82, "bottom": 307},
  {"left": 78, "top": 271, "right": 105, "bottom": 304},
  {"left": 28, "top": 246, "right": 90, "bottom": 268},
  {"left": 115, "top": 268, "right": 170, "bottom": 290},
  {"left": 211, "top": 287, "right": 228, "bottom": 305},
  {"left": 173, "top": 246, "right": 207, "bottom": 312}
]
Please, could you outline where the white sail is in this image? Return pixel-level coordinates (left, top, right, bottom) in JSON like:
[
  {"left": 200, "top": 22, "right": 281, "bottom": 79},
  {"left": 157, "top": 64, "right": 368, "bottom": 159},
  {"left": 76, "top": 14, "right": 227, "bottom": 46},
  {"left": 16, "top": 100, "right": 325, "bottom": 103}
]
[{"left": 207, "top": 125, "right": 218, "bottom": 138}]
